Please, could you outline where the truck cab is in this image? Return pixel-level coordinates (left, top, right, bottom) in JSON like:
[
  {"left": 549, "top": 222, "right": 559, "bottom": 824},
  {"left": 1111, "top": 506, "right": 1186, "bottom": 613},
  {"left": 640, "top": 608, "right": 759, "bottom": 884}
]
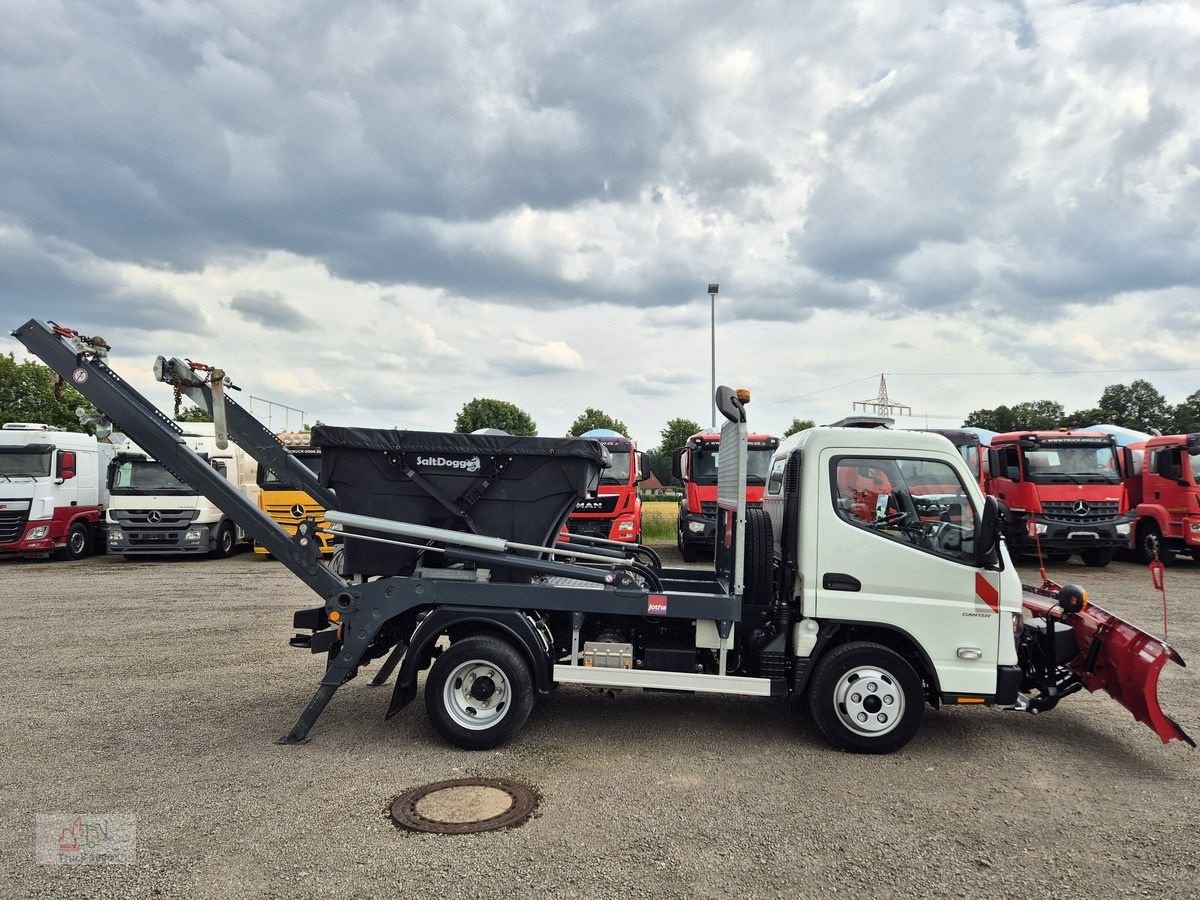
[
  {"left": 565, "top": 429, "right": 648, "bottom": 543},
  {"left": 985, "top": 430, "right": 1131, "bottom": 567},
  {"left": 254, "top": 432, "right": 335, "bottom": 556},
  {"left": 0, "top": 423, "right": 111, "bottom": 559},
  {"left": 673, "top": 430, "right": 778, "bottom": 561},
  {"left": 105, "top": 423, "right": 259, "bottom": 558},
  {"left": 1127, "top": 433, "right": 1200, "bottom": 564}
]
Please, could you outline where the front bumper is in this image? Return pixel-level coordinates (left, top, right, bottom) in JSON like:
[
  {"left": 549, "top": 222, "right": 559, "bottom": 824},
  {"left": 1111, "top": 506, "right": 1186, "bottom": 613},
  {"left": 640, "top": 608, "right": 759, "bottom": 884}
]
[
  {"left": 108, "top": 524, "right": 212, "bottom": 555},
  {"left": 0, "top": 519, "right": 57, "bottom": 554},
  {"left": 1009, "top": 512, "right": 1133, "bottom": 553}
]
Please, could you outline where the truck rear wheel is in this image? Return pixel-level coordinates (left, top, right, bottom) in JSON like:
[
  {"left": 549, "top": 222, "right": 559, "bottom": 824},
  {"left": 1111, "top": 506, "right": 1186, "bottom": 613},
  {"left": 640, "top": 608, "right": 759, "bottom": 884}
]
[
  {"left": 1080, "top": 547, "right": 1113, "bottom": 568},
  {"left": 424, "top": 636, "right": 534, "bottom": 750},
  {"left": 808, "top": 641, "right": 923, "bottom": 754}
]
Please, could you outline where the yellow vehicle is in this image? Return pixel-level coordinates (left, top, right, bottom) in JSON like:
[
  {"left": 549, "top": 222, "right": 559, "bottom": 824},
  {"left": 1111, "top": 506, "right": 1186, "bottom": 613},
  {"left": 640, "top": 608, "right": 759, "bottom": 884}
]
[{"left": 254, "top": 432, "right": 335, "bottom": 556}]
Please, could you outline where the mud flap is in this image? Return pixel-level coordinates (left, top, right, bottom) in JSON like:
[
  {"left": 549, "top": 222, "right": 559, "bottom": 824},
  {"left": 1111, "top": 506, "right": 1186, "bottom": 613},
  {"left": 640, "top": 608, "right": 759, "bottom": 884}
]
[{"left": 1024, "top": 593, "right": 1194, "bottom": 747}]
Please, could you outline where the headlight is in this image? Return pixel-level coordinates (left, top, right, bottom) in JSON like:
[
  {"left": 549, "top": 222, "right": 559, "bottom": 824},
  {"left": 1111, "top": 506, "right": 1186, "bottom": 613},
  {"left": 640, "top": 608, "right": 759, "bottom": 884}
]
[
  {"left": 25, "top": 525, "right": 49, "bottom": 540},
  {"left": 1190, "top": 524, "right": 1200, "bottom": 534},
  {"left": 108, "top": 529, "right": 121, "bottom": 542},
  {"left": 688, "top": 521, "right": 705, "bottom": 534},
  {"left": 185, "top": 530, "right": 203, "bottom": 541},
  {"left": 1116, "top": 523, "right": 1131, "bottom": 535},
  {"left": 1034, "top": 523, "right": 1048, "bottom": 535},
  {"left": 618, "top": 521, "right": 635, "bottom": 532},
  {"left": 1011, "top": 612, "right": 1022, "bottom": 636}
]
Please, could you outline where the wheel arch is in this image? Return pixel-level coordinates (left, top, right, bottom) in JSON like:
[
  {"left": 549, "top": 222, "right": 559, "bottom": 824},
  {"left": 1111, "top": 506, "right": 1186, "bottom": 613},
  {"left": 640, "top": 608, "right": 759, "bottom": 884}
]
[
  {"left": 388, "top": 607, "right": 553, "bottom": 719},
  {"left": 820, "top": 620, "right": 942, "bottom": 699}
]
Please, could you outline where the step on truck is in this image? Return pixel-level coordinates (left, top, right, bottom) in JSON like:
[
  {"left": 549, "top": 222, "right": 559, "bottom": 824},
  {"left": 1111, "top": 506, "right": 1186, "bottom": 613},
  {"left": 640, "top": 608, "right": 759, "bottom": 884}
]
[
  {"left": 0, "top": 423, "right": 113, "bottom": 559},
  {"left": 255, "top": 431, "right": 336, "bottom": 557},
  {"left": 106, "top": 422, "right": 259, "bottom": 558},
  {"left": 565, "top": 428, "right": 649, "bottom": 545},
  {"left": 673, "top": 429, "right": 779, "bottom": 562},
  {"left": 986, "top": 430, "right": 1133, "bottom": 567},
  {"left": 1126, "top": 433, "right": 1200, "bottom": 564},
  {"left": 15, "top": 318, "right": 1191, "bottom": 755}
]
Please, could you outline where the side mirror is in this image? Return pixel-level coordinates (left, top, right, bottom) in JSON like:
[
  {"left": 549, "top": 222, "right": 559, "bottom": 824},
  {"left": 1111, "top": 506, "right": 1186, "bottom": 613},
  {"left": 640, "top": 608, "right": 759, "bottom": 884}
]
[
  {"left": 671, "top": 448, "right": 684, "bottom": 480},
  {"left": 1121, "top": 447, "right": 1135, "bottom": 479},
  {"left": 57, "top": 450, "right": 77, "bottom": 481},
  {"left": 975, "top": 496, "right": 1000, "bottom": 567},
  {"left": 637, "top": 451, "right": 651, "bottom": 483}
]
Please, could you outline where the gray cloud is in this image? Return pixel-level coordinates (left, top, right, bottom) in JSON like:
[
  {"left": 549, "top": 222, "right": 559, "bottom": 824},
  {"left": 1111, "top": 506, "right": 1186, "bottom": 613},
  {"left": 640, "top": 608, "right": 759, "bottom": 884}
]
[{"left": 230, "top": 290, "right": 315, "bottom": 331}]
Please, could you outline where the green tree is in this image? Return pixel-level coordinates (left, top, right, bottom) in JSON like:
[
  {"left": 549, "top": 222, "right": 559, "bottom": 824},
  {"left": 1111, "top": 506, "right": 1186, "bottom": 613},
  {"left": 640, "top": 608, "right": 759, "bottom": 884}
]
[
  {"left": 783, "top": 417, "right": 815, "bottom": 437},
  {"left": 1095, "top": 380, "right": 1174, "bottom": 433},
  {"left": 453, "top": 398, "right": 537, "bottom": 436},
  {"left": 0, "top": 353, "right": 95, "bottom": 432},
  {"left": 568, "top": 407, "right": 629, "bottom": 437},
  {"left": 649, "top": 417, "right": 702, "bottom": 488},
  {"left": 1059, "top": 407, "right": 1105, "bottom": 429},
  {"left": 176, "top": 406, "right": 214, "bottom": 423},
  {"left": 1170, "top": 389, "right": 1200, "bottom": 434},
  {"left": 964, "top": 400, "right": 1063, "bottom": 432}
]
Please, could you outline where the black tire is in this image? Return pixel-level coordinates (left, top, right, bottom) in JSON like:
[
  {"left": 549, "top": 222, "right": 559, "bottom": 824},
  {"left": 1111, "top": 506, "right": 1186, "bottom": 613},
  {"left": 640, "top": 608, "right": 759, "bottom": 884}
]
[
  {"left": 55, "top": 522, "right": 91, "bottom": 561},
  {"left": 743, "top": 507, "right": 773, "bottom": 604},
  {"left": 1138, "top": 522, "right": 1176, "bottom": 565},
  {"left": 1080, "top": 547, "right": 1113, "bottom": 568},
  {"left": 210, "top": 522, "right": 236, "bottom": 559},
  {"left": 424, "top": 636, "right": 534, "bottom": 750},
  {"left": 808, "top": 641, "right": 924, "bottom": 754},
  {"left": 1044, "top": 552, "right": 1070, "bottom": 563},
  {"left": 680, "top": 540, "right": 700, "bottom": 563}
]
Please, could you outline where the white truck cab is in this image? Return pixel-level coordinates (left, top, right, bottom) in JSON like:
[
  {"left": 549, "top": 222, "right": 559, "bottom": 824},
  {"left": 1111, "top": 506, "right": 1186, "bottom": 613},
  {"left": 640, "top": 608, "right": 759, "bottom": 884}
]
[
  {"left": 762, "top": 427, "right": 1023, "bottom": 713},
  {"left": 105, "top": 423, "right": 259, "bottom": 558},
  {"left": 0, "top": 423, "right": 113, "bottom": 559}
]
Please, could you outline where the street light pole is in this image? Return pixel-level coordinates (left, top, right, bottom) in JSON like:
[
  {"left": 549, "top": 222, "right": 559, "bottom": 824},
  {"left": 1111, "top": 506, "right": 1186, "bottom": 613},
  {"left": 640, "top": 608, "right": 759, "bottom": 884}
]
[{"left": 707, "top": 283, "right": 719, "bottom": 428}]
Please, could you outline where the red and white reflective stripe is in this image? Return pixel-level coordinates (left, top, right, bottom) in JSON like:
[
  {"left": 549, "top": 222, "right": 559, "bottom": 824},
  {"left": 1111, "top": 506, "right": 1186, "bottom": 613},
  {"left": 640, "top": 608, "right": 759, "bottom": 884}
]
[{"left": 974, "top": 572, "right": 1000, "bottom": 613}]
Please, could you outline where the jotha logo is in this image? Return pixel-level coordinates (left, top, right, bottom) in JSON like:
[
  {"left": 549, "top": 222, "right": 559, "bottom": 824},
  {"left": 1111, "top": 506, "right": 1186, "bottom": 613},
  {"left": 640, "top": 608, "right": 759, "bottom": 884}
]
[
  {"left": 415, "top": 456, "right": 482, "bottom": 472},
  {"left": 646, "top": 595, "right": 668, "bottom": 616}
]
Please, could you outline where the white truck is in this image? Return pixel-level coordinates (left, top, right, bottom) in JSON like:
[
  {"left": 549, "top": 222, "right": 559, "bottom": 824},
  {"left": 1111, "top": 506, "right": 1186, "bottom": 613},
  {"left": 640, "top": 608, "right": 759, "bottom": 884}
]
[
  {"left": 105, "top": 422, "right": 259, "bottom": 558},
  {"left": 0, "top": 423, "right": 113, "bottom": 559},
  {"left": 15, "top": 318, "right": 1190, "bottom": 755}
]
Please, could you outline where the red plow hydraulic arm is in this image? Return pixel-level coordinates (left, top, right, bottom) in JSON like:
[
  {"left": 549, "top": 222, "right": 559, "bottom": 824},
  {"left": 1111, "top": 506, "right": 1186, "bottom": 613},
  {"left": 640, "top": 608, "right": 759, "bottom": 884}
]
[{"left": 1023, "top": 589, "right": 1193, "bottom": 747}]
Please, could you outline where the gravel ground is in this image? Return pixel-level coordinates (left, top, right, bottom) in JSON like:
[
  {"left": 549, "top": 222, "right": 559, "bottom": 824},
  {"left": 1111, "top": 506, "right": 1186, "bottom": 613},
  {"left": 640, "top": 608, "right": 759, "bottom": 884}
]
[{"left": 2, "top": 549, "right": 1198, "bottom": 900}]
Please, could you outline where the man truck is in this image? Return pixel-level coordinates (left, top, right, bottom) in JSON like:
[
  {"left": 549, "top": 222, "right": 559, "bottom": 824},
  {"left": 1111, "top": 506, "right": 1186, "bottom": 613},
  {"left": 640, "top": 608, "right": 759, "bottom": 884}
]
[
  {"left": 0, "top": 423, "right": 112, "bottom": 559},
  {"left": 106, "top": 422, "right": 259, "bottom": 558},
  {"left": 565, "top": 428, "right": 648, "bottom": 543},
  {"left": 673, "top": 429, "right": 779, "bottom": 561},
  {"left": 14, "top": 318, "right": 1190, "bottom": 757}
]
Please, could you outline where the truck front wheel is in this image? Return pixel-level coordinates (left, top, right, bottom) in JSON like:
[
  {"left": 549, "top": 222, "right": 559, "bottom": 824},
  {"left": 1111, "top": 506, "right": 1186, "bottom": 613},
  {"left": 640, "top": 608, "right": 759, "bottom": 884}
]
[
  {"left": 424, "top": 636, "right": 534, "bottom": 750},
  {"left": 1138, "top": 523, "right": 1176, "bottom": 565},
  {"left": 56, "top": 522, "right": 91, "bottom": 561},
  {"left": 210, "top": 522, "right": 236, "bottom": 559},
  {"left": 1079, "top": 547, "right": 1113, "bottom": 568},
  {"left": 808, "top": 641, "right": 924, "bottom": 754}
]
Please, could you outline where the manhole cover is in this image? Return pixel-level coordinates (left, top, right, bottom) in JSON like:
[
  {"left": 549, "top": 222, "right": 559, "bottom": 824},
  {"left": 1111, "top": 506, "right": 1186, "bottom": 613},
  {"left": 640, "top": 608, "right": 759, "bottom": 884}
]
[{"left": 390, "top": 778, "right": 537, "bottom": 834}]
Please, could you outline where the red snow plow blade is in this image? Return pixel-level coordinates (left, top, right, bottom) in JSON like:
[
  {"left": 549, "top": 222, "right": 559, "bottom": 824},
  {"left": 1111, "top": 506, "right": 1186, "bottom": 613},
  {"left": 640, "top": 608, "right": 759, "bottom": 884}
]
[{"left": 1023, "top": 591, "right": 1194, "bottom": 747}]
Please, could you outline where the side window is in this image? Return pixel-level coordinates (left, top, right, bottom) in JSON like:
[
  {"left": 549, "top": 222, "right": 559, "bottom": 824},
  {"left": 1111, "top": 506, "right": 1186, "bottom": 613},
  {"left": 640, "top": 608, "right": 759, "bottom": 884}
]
[
  {"left": 1154, "top": 448, "right": 1182, "bottom": 480},
  {"left": 831, "top": 456, "right": 979, "bottom": 565},
  {"left": 212, "top": 460, "right": 229, "bottom": 479},
  {"left": 766, "top": 457, "right": 786, "bottom": 494}
]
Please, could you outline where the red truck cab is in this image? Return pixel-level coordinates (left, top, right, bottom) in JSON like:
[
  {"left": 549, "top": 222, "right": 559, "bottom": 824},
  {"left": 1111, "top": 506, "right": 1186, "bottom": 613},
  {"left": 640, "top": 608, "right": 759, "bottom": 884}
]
[
  {"left": 673, "top": 430, "right": 779, "bottom": 562},
  {"left": 986, "top": 430, "right": 1132, "bottom": 567},
  {"left": 565, "top": 430, "right": 648, "bottom": 543},
  {"left": 1126, "top": 433, "right": 1200, "bottom": 564}
]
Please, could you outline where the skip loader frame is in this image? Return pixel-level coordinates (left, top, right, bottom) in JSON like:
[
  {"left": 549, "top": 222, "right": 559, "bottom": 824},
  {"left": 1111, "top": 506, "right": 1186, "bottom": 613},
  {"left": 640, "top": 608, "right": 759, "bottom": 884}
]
[{"left": 14, "top": 318, "right": 1191, "bottom": 754}]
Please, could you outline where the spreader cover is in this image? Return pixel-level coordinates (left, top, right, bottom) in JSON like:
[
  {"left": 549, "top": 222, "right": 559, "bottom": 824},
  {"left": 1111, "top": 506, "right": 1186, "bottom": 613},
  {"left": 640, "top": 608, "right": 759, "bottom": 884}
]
[{"left": 313, "top": 426, "right": 606, "bottom": 576}]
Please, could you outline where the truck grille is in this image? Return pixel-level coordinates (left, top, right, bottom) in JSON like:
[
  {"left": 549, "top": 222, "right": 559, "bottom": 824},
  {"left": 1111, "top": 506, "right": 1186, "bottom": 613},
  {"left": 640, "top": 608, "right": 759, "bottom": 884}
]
[
  {"left": 566, "top": 520, "right": 611, "bottom": 540},
  {"left": 110, "top": 509, "right": 198, "bottom": 527},
  {"left": 0, "top": 509, "right": 29, "bottom": 544},
  {"left": 1040, "top": 500, "right": 1120, "bottom": 523}
]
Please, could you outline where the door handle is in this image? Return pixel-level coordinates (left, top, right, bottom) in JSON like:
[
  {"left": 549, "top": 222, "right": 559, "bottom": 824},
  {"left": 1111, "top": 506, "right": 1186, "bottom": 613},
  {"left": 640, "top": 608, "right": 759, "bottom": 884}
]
[{"left": 822, "top": 573, "right": 861, "bottom": 592}]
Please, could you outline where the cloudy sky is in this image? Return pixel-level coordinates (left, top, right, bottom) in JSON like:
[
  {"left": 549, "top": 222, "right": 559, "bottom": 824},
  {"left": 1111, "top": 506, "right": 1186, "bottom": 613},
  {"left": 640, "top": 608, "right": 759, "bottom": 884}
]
[{"left": 2, "top": 0, "right": 1198, "bottom": 447}]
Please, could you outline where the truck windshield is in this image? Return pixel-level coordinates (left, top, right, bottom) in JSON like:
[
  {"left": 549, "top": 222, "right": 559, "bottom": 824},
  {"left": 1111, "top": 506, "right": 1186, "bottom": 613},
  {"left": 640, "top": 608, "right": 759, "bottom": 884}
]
[
  {"left": 1023, "top": 445, "right": 1119, "bottom": 483},
  {"left": 1190, "top": 450, "right": 1200, "bottom": 483},
  {"left": 600, "top": 451, "right": 631, "bottom": 485},
  {"left": 0, "top": 449, "right": 51, "bottom": 478},
  {"left": 260, "top": 452, "right": 322, "bottom": 490},
  {"left": 109, "top": 460, "right": 193, "bottom": 495},
  {"left": 691, "top": 446, "right": 773, "bottom": 484}
]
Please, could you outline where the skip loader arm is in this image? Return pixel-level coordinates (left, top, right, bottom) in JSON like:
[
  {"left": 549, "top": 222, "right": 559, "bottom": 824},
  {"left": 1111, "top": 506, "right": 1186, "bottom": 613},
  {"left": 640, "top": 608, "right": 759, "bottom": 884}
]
[{"left": 1022, "top": 587, "right": 1193, "bottom": 747}]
